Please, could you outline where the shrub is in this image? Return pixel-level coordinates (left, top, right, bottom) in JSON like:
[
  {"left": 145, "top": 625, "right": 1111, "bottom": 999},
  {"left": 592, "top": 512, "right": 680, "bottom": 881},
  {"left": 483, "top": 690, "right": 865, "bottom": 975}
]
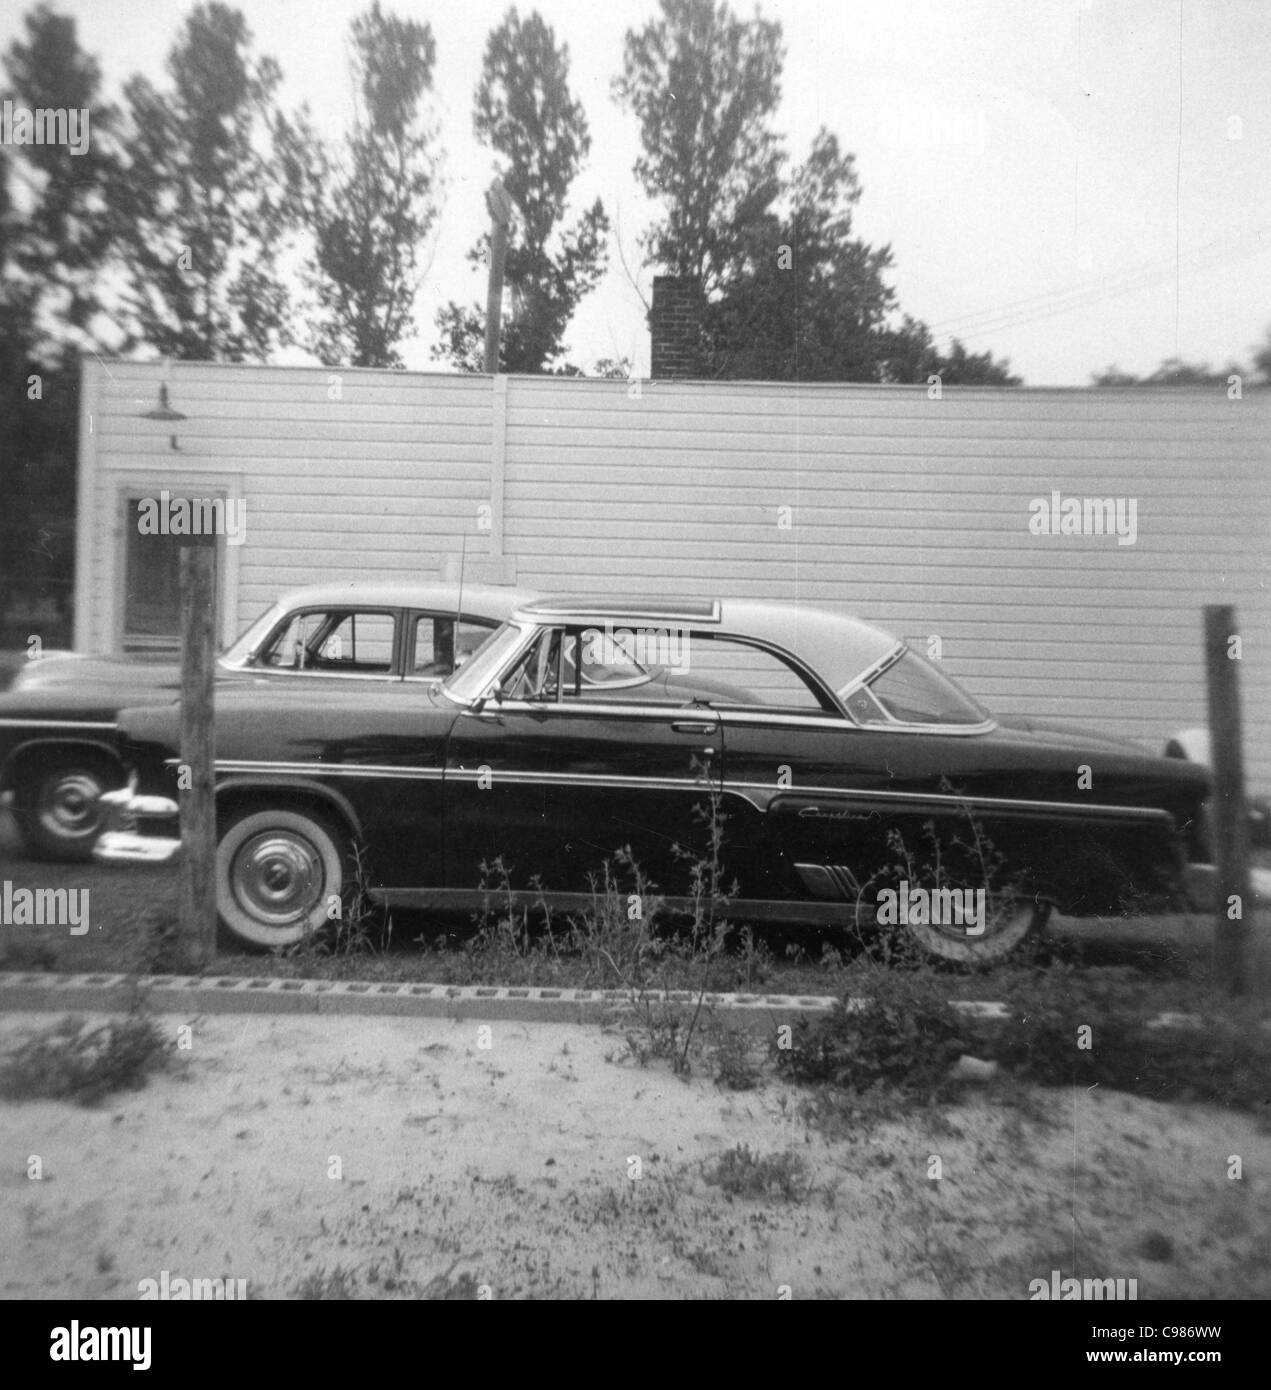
[{"left": 0, "top": 1010, "right": 167, "bottom": 1104}]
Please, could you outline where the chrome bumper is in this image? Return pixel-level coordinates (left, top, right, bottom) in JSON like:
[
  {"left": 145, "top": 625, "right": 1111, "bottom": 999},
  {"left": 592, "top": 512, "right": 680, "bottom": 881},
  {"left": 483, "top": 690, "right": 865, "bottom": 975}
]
[
  {"left": 91, "top": 779, "right": 182, "bottom": 866},
  {"left": 95, "top": 830, "right": 182, "bottom": 864}
]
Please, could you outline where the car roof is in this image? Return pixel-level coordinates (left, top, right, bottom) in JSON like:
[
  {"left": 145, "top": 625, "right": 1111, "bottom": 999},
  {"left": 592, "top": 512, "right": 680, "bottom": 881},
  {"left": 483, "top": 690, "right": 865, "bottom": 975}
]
[
  {"left": 511, "top": 595, "right": 900, "bottom": 677},
  {"left": 267, "top": 581, "right": 538, "bottom": 618}
]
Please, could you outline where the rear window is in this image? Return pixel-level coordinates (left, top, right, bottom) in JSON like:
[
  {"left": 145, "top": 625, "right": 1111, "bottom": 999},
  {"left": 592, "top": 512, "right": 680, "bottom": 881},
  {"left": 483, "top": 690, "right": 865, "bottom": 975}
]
[{"left": 850, "top": 651, "right": 988, "bottom": 727}]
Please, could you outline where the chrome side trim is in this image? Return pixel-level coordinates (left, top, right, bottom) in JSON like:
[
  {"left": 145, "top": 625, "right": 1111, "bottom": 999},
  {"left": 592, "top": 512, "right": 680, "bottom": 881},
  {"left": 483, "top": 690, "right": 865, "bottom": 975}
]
[
  {"left": 373, "top": 886, "right": 857, "bottom": 927},
  {"left": 0, "top": 719, "right": 118, "bottom": 730},
  {"left": 201, "top": 758, "right": 1171, "bottom": 825},
  {"left": 215, "top": 759, "right": 445, "bottom": 782},
  {"left": 754, "top": 784, "right": 1173, "bottom": 824}
]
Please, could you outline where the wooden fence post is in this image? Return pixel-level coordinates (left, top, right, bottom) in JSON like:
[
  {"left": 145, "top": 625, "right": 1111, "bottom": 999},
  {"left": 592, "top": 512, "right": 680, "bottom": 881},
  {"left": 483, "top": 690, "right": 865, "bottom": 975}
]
[
  {"left": 1203, "top": 604, "right": 1250, "bottom": 995},
  {"left": 179, "top": 540, "right": 217, "bottom": 967}
]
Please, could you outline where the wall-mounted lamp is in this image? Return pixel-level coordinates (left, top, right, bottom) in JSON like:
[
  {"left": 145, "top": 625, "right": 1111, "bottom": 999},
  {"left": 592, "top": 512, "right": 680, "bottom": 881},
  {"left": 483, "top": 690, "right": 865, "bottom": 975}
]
[{"left": 141, "top": 382, "right": 187, "bottom": 451}]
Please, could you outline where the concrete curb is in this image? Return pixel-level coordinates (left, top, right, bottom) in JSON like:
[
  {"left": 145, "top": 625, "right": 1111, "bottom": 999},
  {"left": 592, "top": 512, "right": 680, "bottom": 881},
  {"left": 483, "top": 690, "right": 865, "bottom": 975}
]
[
  {"left": 3, "top": 974, "right": 1255, "bottom": 1039},
  {"left": 0, "top": 971, "right": 846, "bottom": 1034}
]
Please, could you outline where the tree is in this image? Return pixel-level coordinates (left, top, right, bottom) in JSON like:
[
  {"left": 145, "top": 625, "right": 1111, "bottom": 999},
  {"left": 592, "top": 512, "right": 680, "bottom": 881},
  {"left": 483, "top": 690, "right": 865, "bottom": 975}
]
[
  {"left": 436, "top": 7, "right": 608, "bottom": 374},
  {"left": 693, "top": 128, "right": 1019, "bottom": 385},
  {"left": 1252, "top": 327, "right": 1271, "bottom": 383},
  {"left": 615, "top": 0, "right": 784, "bottom": 296},
  {"left": 617, "top": 2, "right": 1017, "bottom": 385},
  {"left": 108, "top": 2, "right": 297, "bottom": 361},
  {"left": 1092, "top": 356, "right": 1245, "bottom": 387},
  {"left": 883, "top": 317, "right": 1020, "bottom": 387},
  {"left": 2, "top": 3, "right": 120, "bottom": 358},
  {"left": 1, "top": 5, "right": 121, "bottom": 647},
  {"left": 289, "top": 2, "right": 441, "bottom": 368},
  {"left": 697, "top": 128, "right": 899, "bottom": 381}
]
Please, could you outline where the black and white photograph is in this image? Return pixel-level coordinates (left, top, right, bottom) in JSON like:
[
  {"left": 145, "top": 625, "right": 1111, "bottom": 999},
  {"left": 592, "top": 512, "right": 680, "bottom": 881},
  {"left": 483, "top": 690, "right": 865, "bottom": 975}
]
[{"left": 0, "top": 0, "right": 1267, "bottom": 1336}]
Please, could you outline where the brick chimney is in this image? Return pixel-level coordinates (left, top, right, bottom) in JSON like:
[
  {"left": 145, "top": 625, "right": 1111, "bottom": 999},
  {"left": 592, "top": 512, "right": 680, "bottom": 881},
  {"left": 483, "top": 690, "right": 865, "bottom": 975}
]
[{"left": 650, "top": 275, "right": 705, "bottom": 379}]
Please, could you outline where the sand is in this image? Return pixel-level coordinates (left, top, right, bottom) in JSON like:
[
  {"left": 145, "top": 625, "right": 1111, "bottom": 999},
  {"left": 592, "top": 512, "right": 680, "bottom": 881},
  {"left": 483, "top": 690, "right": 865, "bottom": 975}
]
[{"left": 1, "top": 1009, "right": 1268, "bottom": 1299}]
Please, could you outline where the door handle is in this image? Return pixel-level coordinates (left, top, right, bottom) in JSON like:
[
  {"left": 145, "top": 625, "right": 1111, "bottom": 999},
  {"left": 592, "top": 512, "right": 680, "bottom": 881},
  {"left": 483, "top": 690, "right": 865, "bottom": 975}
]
[{"left": 671, "top": 721, "right": 716, "bottom": 735}]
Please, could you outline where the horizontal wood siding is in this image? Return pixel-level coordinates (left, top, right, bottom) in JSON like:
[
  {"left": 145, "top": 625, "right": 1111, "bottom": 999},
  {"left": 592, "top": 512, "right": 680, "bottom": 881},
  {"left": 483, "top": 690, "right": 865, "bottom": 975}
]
[
  {"left": 83, "top": 361, "right": 1271, "bottom": 791},
  {"left": 504, "top": 376, "right": 1271, "bottom": 790},
  {"left": 85, "top": 360, "right": 495, "bottom": 647}
]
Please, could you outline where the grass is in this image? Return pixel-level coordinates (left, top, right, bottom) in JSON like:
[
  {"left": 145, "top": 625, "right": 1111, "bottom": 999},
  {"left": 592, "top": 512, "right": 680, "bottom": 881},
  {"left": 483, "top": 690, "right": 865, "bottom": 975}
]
[{"left": 4, "top": 805, "right": 1269, "bottom": 1113}]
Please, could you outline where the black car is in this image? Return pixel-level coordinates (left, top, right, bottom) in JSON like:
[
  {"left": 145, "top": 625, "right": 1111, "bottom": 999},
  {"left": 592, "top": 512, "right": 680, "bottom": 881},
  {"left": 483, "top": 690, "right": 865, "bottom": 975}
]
[
  {"left": 0, "top": 581, "right": 533, "bottom": 860},
  {"left": 96, "top": 595, "right": 1211, "bottom": 963}
]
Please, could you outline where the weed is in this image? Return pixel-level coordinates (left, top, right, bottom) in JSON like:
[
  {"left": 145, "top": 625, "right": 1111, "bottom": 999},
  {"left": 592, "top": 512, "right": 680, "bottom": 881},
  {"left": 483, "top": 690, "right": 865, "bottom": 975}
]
[
  {"left": 284, "top": 843, "right": 393, "bottom": 960},
  {"left": 710, "top": 1026, "right": 761, "bottom": 1090},
  {"left": 0, "top": 936, "right": 59, "bottom": 972},
  {"left": 776, "top": 966, "right": 966, "bottom": 1104},
  {"left": 293, "top": 1265, "right": 357, "bottom": 1300},
  {"left": 703, "top": 1143, "right": 810, "bottom": 1202},
  {"left": 0, "top": 1009, "right": 167, "bottom": 1105}
]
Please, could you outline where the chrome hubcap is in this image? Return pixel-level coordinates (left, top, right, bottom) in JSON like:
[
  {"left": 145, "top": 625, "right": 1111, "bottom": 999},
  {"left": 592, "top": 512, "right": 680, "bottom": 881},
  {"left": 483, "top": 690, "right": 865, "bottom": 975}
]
[
  {"left": 38, "top": 771, "right": 105, "bottom": 839},
  {"left": 232, "top": 831, "right": 325, "bottom": 926},
  {"left": 927, "top": 895, "right": 1029, "bottom": 941}
]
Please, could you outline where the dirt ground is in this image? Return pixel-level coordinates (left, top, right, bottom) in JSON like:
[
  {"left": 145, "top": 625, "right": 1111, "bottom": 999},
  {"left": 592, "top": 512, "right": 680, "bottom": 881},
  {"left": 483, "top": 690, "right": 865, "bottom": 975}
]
[{"left": 1, "top": 1008, "right": 1268, "bottom": 1300}]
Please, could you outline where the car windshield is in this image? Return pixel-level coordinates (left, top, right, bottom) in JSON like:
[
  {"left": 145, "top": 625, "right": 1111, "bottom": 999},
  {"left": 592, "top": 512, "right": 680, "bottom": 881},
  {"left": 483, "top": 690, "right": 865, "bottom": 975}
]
[
  {"left": 441, "top": 621, "right": 532, "bottom": 702},
  {"left": 840, "top": 648, "right": 989, "bottom": 727},
  {"left": 221, "top": 603, "right": 285, "bottom": 665}
]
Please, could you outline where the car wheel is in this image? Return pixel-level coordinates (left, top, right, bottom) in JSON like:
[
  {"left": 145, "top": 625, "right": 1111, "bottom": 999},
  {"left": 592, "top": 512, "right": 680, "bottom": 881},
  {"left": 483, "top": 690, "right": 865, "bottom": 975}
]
[
  {"left": 216, "top": 806, "right": 348, "bottom": 949},
  {"left": 901, "top": 895, "right": 1050, "bottom": 966},
  {"left": 14, "top": 755, "right": 123, "bottom": 861}
]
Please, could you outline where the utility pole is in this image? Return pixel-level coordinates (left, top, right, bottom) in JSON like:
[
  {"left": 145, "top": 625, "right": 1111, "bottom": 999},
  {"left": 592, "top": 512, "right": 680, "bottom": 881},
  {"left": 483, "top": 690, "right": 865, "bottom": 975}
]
[{"left": 483, "top": 178, "right": 513, "bottom": 375}]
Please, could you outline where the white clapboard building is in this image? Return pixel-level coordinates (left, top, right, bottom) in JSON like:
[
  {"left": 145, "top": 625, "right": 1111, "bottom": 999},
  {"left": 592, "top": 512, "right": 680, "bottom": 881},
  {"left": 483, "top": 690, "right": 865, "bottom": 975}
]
[{"left": 75, "top": 354, "right": 1270, "bottom": 789}]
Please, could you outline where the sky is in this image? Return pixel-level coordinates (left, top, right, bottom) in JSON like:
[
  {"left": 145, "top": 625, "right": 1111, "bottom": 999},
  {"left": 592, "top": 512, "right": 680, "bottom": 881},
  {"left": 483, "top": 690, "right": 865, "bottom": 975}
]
[{"left": 3, "top": 0, "right": 1269, "bottom": 384}]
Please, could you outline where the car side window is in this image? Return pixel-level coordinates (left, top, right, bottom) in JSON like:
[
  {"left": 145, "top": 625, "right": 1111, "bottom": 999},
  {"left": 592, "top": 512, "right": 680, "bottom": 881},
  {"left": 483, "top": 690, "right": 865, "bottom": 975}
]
[
  {"left": 497, "top": 627, "right": 828, "bottom": 711},
  {"left": 501, "top": 627, "right": 563, "bottom": 700},
  {"left": 665, "top": 636, "right": 826, "bottom": 711},
  {"left": 412, "top": 616, "right": 496, "bottom": 677},
  {"left": 564, "top": 629, "right": 651, "bottom": 696},
  {"left": 254, "top": 609, "right": 396, "bottom": 674}
]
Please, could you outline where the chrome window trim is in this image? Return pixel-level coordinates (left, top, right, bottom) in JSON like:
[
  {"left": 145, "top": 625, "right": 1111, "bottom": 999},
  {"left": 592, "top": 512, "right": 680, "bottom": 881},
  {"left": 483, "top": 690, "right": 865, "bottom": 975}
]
[
  {"left": 837, "top": 643, "right": 996, "bottom": 734},
  {"left": 837, "top": 642, "right": 906, "bottom": 703},
  {"left": 456, "top": 621, "right": 843, "bottom": 717},
  {"left": 520, "top": 599, "right": 723, "bottom": 625},
  {"left": 250, "top": 668, "right": 401, "bottom": 683},
  {"left": 450, "top": 622, "right": 995, "bottom": 733}
]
